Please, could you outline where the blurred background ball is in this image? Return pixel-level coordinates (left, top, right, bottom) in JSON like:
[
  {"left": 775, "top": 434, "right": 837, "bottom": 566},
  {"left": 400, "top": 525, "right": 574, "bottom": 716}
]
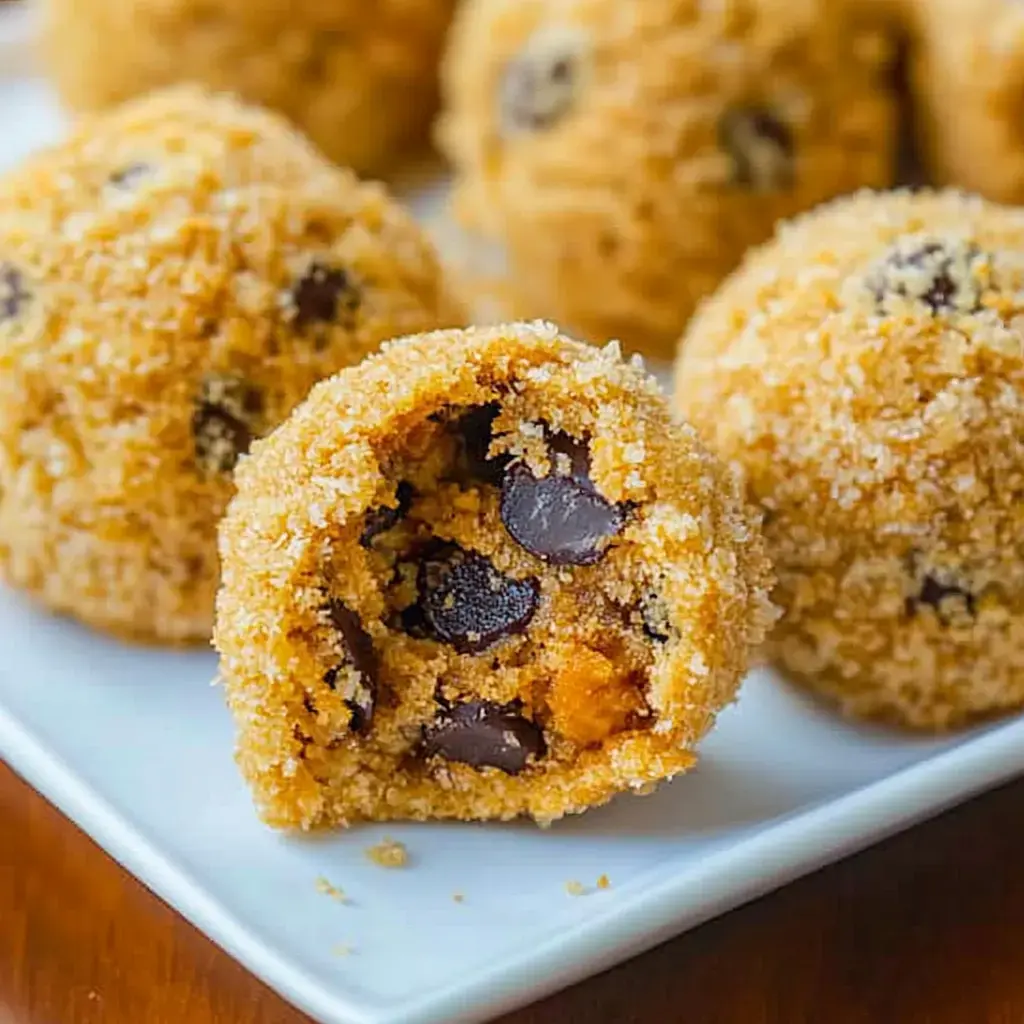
[
  {"left": 42, "top": 0, "right": 458, "bottom": 176},
  {"left": 438, "top": 0, "right": 899, "bottom": 360}
]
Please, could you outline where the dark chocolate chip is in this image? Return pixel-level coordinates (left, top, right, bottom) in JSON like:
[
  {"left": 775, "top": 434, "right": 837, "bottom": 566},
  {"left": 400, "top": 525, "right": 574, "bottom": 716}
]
[
  {"left": 109, "top": 163, "right": 152, "bottom": 189},
  {"left": 192, "top": 407, "right": 252, "bottom": 474},
  {"left": 292, "top": 261, "right": 359, "bottom": 329},
  {"left": 718, "top": 107, "right": 794, "bottom": 191},
  {"left": 415, "top": 543, "right": 539, "bottom": 653},
  {"left": 908, "top": 574, "right": 976, "bottom": 619},
  {"left": 324, "top": 600, "right": 379, "bottom": 733},
  {"left": 192, "top": 375, "right": 263, "bottom": 474},
  {"left": 361, "top": 481, "right": 414, "bottom": 546},
  {"left": 500, "top": 33, "right": 581, "bottom": 134},
  {"left": 868, "top": 240, "right": 984, "bottom": 315},
  {"left": 640, "top": 595, "right": 672, "bottom": 644},
  {"left": 396, "top": 601, "right": 430, "bottom": 639},
  {"left": 0, "top": 263, "right": 30, "bottom": 323},
  {"left": 456, "top": 403, "right": 511, "bottom": 485},
  {"left": 421, "top": 698, "right": 546, "bottom": 774},
  {"left": 500, "top": 433, "right": 625, "bottom": 565}
]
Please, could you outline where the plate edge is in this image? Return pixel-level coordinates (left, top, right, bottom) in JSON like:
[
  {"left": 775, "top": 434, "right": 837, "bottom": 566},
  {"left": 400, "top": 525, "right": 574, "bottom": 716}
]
[{"left": 2, "top": 690, "right": 1022, "bottom": 1024}]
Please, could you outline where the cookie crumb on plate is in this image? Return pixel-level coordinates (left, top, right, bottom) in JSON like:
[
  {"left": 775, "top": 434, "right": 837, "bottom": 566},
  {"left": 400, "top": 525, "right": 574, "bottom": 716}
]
[
  {"left": 365, "top": 837, "right": 409, "bottom": 868},
  {"left": 315, "top": 876, "right": 349, "bottom": 903}
]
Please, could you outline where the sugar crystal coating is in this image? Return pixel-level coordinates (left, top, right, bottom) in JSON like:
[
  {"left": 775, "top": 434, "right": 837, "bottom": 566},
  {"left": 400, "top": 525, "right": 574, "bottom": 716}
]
[{"left": 675, "top": 189, "right": 1024, "bottom": 730}]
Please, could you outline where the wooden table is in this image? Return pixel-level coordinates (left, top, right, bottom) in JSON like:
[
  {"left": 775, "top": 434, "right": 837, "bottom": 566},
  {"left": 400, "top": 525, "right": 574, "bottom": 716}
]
[{"left": 2, "top": 761, "right": 1022, "bottom": 1024}]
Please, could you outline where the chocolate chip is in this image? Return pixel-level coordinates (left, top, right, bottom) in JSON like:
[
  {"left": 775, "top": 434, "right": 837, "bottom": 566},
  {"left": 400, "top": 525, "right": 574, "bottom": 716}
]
[
  {"left": 324, "top": 600, "right": 379, "bottom": 733},
  {"left": 108, "top": 163, "right": 152, "bottom": 189},
  {"left": 868, "top": 239, "right": 984, "bottom": 315},
  {"left": 908, "top": 574, "right": 976, "bottom": 620},
  {"left": 718, "top": 107, "right": 794, "bottom": 190},
  {"left": 397, "top": 601, "right": 430, "bottom": 639},
  {"left": 456, "top": 403, "right": 511, "bottom": 485},
  {"left": 292, "top": 261, "right": 359, "bottom": 329},
  {"left": 0, "top": 264, "right": 30, "bottom": 323},
  {"left": 501, "top": 31, "right": 583, "bottom": 134},
  {"left": 192, "top": 375, "right": 263, "bottom": 474},
  {"left": 640, "top": 594, "right": 672, "bottom": 644},
  {"left": 421, "top": 698, "right": 546, "bottom": 774},
  {"left": 500, "top": 433, "right": 625, "bottom": 565},
  {"left": 361, "top": 481, "right": 414, "bottom": 546},
  {"left": 415, "top": 544, "right": 539, "bottom": 653}
]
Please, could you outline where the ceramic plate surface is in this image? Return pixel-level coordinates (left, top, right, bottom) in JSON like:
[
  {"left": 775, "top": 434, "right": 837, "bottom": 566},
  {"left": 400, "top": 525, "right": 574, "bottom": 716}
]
[{"left": 2, "top": 13, "right": 1023, "bottom": 1024}]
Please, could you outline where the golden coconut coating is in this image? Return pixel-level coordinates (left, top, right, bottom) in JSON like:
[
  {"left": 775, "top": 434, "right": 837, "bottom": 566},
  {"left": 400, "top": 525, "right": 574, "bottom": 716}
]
[
  {"left": 41, "top": 0, "right": 458, "bottom": 175},
  {"left": 438, "top": 0, "right": 897, "bottom": 361},
  {"left": 215, "top": 322, "right": 774, "bottom": 829},
  {"left": 0, "top": 87, "right": 457, "bottom": 644},
  {"left": 675, "top": 189, "right": 1024, "bottom": 729}
]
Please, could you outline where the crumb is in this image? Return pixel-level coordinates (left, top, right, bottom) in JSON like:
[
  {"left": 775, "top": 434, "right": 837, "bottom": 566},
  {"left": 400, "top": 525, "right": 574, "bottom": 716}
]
[
  {"left": 315, "top": 875, "right": 349, "bottom": 903},
  {"left": 596, "top": 874, "right": 611, "bottom": 890},
  {"left": 365, "top": 837, "right": 409, "bottom": 869},
  {"left": 86, "top": 991, "right": 99, "bottom": 1002},
  {"left": 565, "top": 880, "right": 586, "bottom": 896},
  {"left": 452, "top": 892, "right": 466, "bottom": 903},
  {"left": 331, "top": 943, "right": 355, "bottom": 957}
]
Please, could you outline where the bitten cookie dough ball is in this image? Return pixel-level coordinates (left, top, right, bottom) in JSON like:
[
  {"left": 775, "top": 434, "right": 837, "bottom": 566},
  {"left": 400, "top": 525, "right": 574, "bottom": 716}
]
[
  {"left": 215, "top": 322, "right": 774, "bottom": 828},
  {"left": 0, "top": 87, "right": 456, "bottom": 644},
  {"left": 42, "top": 0, "right": 457, "bottom": 175},
  {"left": 913, "top": 0, "right": 1024, "bottom": 203},
  {"left": 675, "top": 189, "right": 1024, "bottom": 730},
  {"left": 438, "top": 0, "right": 897, "bottom": 361}
]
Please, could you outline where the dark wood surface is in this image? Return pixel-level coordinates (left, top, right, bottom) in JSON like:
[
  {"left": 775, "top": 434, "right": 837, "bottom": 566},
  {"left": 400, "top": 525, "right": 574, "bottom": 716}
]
[{"left": 1, "top": 759, "right": 1022, "bottom": 1024}]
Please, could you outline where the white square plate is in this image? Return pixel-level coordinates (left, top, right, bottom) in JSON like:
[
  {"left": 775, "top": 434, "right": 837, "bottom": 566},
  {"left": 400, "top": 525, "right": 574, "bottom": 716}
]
[{"left": 2, "top": 12, "right": 1024, "bottom": 1024}]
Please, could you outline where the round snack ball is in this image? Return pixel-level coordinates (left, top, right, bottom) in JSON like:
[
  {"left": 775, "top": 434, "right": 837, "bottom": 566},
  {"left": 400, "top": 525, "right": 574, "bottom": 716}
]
[
  {"left": 437, "top": 0, "right": 897, "bottom": 362},
  {"left": 41, "top": 0, "right": 457, "bottom": 176},
  {"left": 0, "top": 86, "right": 458, "bottom": 644},
  {"left": 912, "top": 0, "right": 1024, "bottom": 203},
  {"left": 674, "top": 189, "right": 1024, "bottom": 730},
  {"left": 215, "top": 322, "right": 775, "bottom": 828}
]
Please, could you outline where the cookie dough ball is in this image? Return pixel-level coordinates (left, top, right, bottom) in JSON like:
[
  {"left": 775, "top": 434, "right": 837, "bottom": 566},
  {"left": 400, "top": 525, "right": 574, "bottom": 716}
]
[
  {"left": 913, "top": 0, "right": 1024, "bottom": 202},
  {"left": 215, "top": 322, "right": 774, "bottom": 828},
  {"left": 438, "top": 0, "right": 897, "bottom": 362},
  {"left": 0, "top": 87, "right": 457, "bottom": 644},
  {"left": 42, "top": 0, "right": 457, "bottom": 176},
  {"left": 675, "top": 189, "right": 1024, "bottom": 730}
]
